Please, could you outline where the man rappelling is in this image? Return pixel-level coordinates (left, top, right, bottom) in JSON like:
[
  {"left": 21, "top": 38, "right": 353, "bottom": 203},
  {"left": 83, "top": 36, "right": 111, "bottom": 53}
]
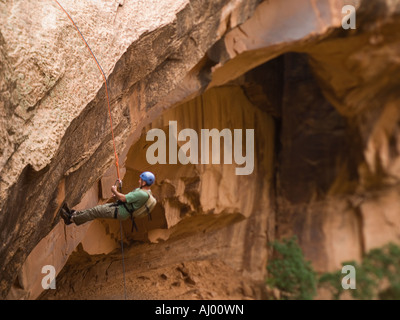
[{"left": 60, "top": 171, "right": 156, "bottom": 229}]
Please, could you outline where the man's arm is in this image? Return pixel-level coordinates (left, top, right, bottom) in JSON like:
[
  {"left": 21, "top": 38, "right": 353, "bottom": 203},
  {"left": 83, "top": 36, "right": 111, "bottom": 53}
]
[{"left": 111, "top": 185, "right": 126, "bottom": 202}]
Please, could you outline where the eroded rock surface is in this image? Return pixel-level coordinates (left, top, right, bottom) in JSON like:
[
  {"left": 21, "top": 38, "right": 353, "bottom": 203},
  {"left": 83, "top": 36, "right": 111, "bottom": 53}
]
[
  {"left": 2, "top": 0, "right": 400, "bottom": 300},
  {"left": 0, "top": 0, "right": 261, "bottom": 298}
]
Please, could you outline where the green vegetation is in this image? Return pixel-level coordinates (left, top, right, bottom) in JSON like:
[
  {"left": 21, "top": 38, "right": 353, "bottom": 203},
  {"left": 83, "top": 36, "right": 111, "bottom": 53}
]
[
  {"left": 266, "top": 238, "right": 400, "bottom": 300},
  {"left": 266, "top": 236, "right": 317, "bottom": 300},
  {"left": 319, "top": 242, "right": 400, "bottom": 300}
]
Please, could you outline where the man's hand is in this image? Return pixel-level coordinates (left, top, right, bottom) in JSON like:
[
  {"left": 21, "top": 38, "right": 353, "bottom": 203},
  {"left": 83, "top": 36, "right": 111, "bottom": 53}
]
[
  {"left": 111, "top": 185, "right": 126, "bottom": 202},
  {"left": 111, "top": 185, "right": 118, "bottom": 197}
]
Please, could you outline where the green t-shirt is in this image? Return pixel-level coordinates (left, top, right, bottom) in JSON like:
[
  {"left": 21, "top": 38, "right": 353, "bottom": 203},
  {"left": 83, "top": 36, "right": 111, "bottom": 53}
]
[{"left": 118, "top": 188, "right": 151, "bottom": 220}]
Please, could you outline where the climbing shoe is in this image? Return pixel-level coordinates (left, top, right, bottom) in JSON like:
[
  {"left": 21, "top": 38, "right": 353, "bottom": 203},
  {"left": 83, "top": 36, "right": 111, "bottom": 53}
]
[
  {"left": 60, "top": 208, "right": 73, "bottom": 225},
  {"left": 62, "top": 202, "right": 72, "bottom": 214}
]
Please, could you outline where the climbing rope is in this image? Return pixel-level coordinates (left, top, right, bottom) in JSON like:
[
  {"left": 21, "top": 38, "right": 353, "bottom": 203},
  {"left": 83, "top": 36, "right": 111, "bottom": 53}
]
[
  {"left": 54, "top": 0, "right": 121, "bottom": 181},
  {"left": 55, "top": 0, "right": 126, "bottom": 300},
  {"left": 119, "top": 220, "right": 128, "bottom": 299},
  {"left": 116, "top": 180, "right": 127, "bottom": 300}
]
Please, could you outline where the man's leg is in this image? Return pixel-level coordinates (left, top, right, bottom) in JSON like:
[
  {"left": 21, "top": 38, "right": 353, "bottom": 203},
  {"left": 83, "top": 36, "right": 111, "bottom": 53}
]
[{"left": 71, "top": 203, "right": 117, "bottom": 225}]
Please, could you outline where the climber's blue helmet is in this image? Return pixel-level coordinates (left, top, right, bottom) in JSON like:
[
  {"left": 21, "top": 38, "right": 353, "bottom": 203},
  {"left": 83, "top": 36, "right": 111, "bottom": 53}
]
[{"left": 140, "top": 171, "right": 155, "bottom": 186}]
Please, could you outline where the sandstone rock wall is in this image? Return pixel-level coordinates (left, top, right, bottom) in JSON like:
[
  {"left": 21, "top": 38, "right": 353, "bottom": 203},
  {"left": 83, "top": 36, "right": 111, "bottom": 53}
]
[
  {"left": 2, "top": 0, "right": 400, "bottom": 300},
  {"left": 14, "top": 82, "right": 275, "bottom": 300},
  {"left": 0, "top": 0, "right": 262, "bottom": 298}
]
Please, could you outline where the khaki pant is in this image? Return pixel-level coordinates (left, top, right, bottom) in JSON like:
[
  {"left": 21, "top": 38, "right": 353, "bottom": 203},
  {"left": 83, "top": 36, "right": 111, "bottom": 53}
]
[{"left": 72, "top": 203, "right": 121, "bottom": 225}]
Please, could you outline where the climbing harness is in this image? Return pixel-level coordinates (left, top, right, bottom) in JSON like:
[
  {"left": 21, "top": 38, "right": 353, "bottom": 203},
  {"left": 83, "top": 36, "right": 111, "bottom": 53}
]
[
  {"left": 118, "top": 189, "right": 156, "bottom": 232},
  {"left": 54, "top": 0, "right": 126, "bottom": 299}
]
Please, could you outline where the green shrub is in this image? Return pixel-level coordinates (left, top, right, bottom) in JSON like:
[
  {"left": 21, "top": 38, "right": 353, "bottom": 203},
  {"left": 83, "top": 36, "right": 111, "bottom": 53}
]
[
  {"left": 266, "top": 236, "right": 317, "bottom": 300},
  {"left": 319, "top": 242, "right": 400, "bottom": 300},
  {"left": 267, "top": 238, "right": 400, "bottom": 300},
  {"left": 318, "top": 260, "right": 376, "bottom": 300}
]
